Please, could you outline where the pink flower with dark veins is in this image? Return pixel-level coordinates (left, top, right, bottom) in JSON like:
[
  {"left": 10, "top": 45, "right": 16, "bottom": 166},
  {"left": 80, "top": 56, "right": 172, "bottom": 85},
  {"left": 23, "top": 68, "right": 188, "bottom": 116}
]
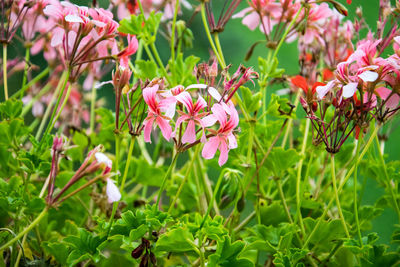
[
  {"left": 143, "top": 84, "right": 172, "bottom": 143},
  {"left": 202, "top": 102, "right": 239, "bottom": 166},
  {"left": 174, "top": 92, "right": 208, "bottom": 144}
]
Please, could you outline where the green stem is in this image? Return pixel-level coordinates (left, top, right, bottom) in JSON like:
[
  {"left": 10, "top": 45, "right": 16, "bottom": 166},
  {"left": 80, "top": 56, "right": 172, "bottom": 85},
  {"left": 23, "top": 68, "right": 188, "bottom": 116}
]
[
  {"left": 37, "top": 69, "right": 70, "bottom": 147},
  {"left": 295, "top": 118, "right": 310, "bottom": 237},
  {"left": 11, "top": 67, "right": 50, "bottom": 99},
  {"left": 246, "top": 121, "right": 255, "bottom": 164},
  {"left": 120, "top": 136, "right": 136, "bottom": 192},
  {"left": 170, "top": 0, "right": 180, "bottom": 62},
  {"left": 143, "top": 43, "right": 157, "bottom": 65},
  {"left": 48, "top": 83, "right": 73, "bottom": 132},
  {"left": 107, "top": 202, "right": 118, "bottom": 236},
  {"left": 149, "top": 42, "right": 171, "bottom": 85},
  {"left": 353, "top": 138, "right": 363, "bottom": 246},
  {"left": 0, "top": 207, "right": 48, "bottom": 252},
  {"left": 200, "top": 3, "right": 223, "bottom": 67},
  {"left": 213, "top": 33, "right": 226, "bottom": 67},
  {"left": 156, "top": 152, "right": 179, "bottom": 208},
  {"left": 21, "top": 47, "right": 30, "bottom": 98},
  {"left": 199, "top": 170, "right": 226, "bottom": 229},
  {"left": 331, "top": 154, "right": 350, "bottom": 237},
  {"left": 35, "top": 71, "right": 67, "bottom": 140},
  {"left": 275, "top": 178, "right": 293, "bottom": 224},
  {"left": 197, "top": 156, "right": 220, "bottom": 215},
  {"left": 3, "top": 44, "right": 8, "bottom": 100},
  {"left": 375, "top": 135, "right": 400, "bottom": 222},
  {"left": 168, "top": 146, "right": 200, "bottom": 213},
  {"left": 89, "top": 83, "right": 97, "bottom": 133},
  {"left": 304, "top": 125, "right": 380, "bottom": 248}
]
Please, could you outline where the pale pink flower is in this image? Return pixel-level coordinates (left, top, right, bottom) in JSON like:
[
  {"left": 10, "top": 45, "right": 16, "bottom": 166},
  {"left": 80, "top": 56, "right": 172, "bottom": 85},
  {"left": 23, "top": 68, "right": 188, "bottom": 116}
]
[
  {"left": 174, "top": 92, "right": 208, "bottom": 144},
  {"left": 202, "top": 102, "right": 239, "bottom": 166},
  {"left": 143, "top": 85, "right": 172, "bottom": 143},
  {"left": 106, "top": 179, "right": 121, "bottom": 203}
]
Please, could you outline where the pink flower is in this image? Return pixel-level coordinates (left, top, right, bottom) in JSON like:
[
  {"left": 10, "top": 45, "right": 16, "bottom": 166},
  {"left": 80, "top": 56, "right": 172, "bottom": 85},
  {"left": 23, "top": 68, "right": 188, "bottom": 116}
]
[
  {"left": 174, "top": 92, "right": 208, "bottom": 144},
  {"left": 117, "top": 35, "right": 138, "bottom": 68},
  {"left": 143, "top": 84, "right": 172, "bottom": 143},
  {"left": 202, "top": 102, "right": 239, "bottom": 166},
  {"left": 106, "top": 179, "right": 121, "bottom": 203}
]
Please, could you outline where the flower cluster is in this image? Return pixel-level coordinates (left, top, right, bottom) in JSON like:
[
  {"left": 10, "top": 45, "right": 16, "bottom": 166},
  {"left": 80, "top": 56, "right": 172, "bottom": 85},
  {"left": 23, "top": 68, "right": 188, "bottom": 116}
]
[
  {"left": 296, "top": 35, "right": 400, "bottom": 153},
  {"left": 137, "top": 63, "right": 257, "bottom": 166}
]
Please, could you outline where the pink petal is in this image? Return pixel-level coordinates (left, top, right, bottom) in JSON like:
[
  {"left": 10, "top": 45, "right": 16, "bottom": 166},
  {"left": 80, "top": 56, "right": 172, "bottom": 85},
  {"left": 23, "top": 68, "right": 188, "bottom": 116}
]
[
  {"left": 242, "top": 12, "right": 259, "bottom": 31},
  {"left": 175, "top": 91, "right": 193, "bottom": 112},
  {"left": 143, "top": 117, "right": 155, "bottom": 143},
  {"left": 208, "top": 87, "right": 222, "bottom": 101},
  {"left": 106, "top": 179, "right": 121, "bottom": 203},
  {"left": 202, "top": 136, "right": 220, "bottom": 159},
  {"left": 211, "top": 103, "right": 227, "bottom": 126},
  {"left": 50, "top": 28, "right": 64, "bottom": 47},
  {"left": 228, "top": 133, "right": 237, "bottom": 149},
  {"left": 156, "top": 117, "right": 172, "bottom": 141},
  {"left": 202, "top": 115, "right": 217, "bottom": 127},
  {"left": 218, "top": 141, "right": 229, "bottom": 166},
  {"left": 342, "top": 82, "right": 358, "bottom": 98},
  {"left": 316, "top": 80, "right": 335, "bottom": 100},
  {"left": 376, "top": 87, "right": 400, "bottom": 109},
  {"left": 182, "top": 120, "right": 196, "bottom": 144}
]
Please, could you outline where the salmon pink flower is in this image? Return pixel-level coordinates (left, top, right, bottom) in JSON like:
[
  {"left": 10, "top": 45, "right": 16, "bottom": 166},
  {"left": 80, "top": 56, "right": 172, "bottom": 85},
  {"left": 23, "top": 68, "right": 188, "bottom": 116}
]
[
  {"left": 202, "top": 102, "right": 239, "bottom": 166},
  {"left": 143, "top": 84, "right": 172, "bottom": 143}
]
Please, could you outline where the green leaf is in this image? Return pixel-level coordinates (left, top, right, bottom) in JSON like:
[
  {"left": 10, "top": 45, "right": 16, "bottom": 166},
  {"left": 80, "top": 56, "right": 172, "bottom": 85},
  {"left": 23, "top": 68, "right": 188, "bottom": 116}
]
[
  {"left": 156, "top": 227, "right": 197, "bottom": 253},
  {"left": 263, "top": 147, "right": 300, "bottom": 177},
  {"left": 241, "top": 86, "right": 262, "bottom": 114},
  {"left": 0, "top": 99, "right": 23, "bottom": 119},
  {"left": 133, "top": 60, "right": 159, "bottom": 80},
  {"left": 267, "top": 94, "right": 295, "bottom": 119},
  {"left": 208, "top": 236, "right": 253, "bottom": 267},
  {"left": 42, "top": 241, "right": 72, "bottom": 266}
]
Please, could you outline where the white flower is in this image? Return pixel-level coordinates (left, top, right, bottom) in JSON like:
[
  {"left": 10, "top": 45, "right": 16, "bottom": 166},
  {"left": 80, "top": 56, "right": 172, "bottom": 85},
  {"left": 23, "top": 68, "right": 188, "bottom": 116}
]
[
  {"left": 358, "top": 71, "right": 378, "bottom": 82},
  {"left": 106, "top": 179, "right": 121, "bottom": 203},
  {"left": 342, "top": 82, "right": 358, "bottom": 98},
  {"left": 95, "top": 152, "right": 112, "bottom": 170}
]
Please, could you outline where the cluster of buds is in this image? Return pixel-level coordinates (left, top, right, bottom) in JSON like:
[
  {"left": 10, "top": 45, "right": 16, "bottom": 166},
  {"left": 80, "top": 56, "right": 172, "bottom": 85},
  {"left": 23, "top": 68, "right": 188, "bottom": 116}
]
[{"left": 46, "top": 136, "right": 120, "bottom": 206}]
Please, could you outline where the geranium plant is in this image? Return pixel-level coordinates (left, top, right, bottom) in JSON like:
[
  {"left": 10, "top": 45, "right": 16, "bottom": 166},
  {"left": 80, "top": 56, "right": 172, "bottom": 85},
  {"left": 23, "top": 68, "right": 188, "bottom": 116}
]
[{"left": 1, "top": 0, "right": 400, "bottom": 266}]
